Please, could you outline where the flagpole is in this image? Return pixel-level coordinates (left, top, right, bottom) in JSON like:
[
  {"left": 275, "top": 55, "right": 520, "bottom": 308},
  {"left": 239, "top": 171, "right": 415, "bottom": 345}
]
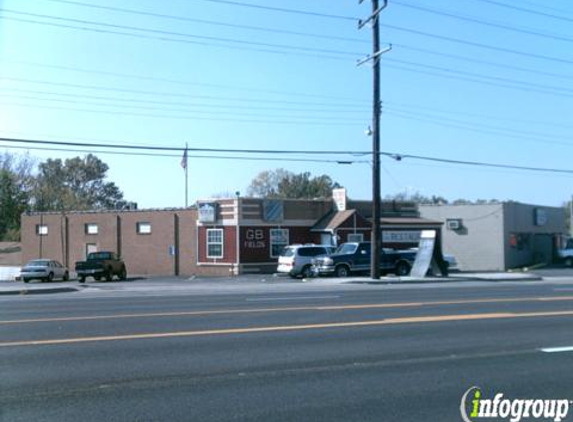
[{"left": 185, "top": 143, "right": 188, "bottom": 208}]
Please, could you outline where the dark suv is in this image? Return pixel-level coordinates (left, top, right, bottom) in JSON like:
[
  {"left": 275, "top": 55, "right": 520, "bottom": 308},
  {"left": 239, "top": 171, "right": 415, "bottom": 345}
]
[{"left": 311, "top": 242, "right": 416, "bottom": 277}]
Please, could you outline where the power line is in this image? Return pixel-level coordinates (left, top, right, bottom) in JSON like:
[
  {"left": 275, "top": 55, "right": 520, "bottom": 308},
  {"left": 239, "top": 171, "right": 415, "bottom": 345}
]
[
  {"left": 192, "top": 0, "right": 357, "bottom": 21},
  {"left": 0, "top": 90, "right": 367, "bottom": 116},
  {"left": 0, "top": 76, "right": 364, "bottom": 108},
  {"left": 393, "top": 0, "right": 573, "bottom": 43},
  {"left": 0, "top": 10, "right": 361, "bottom": 58},
  {"left": 381, "top": 23, "right": 573, "bottom": 65},
  {"left": 0, "top": 137, "right": 372, "bottom": 156},
  {"left": 44, "top": 0, "right": 368, "bottom": 44},
  {"left": 0, "top": 144, "right": 367, "bottom": 165},
  {"left": 2, "top": 136, "right": 573, "bottom": 175},
  {"left": 383, "top": 152, "right": 573, "bottom": 175},
  {"left": 471, "top": 0, "right": 573, "bottom": 23},
  {"left": 382, "top": 61, "right": 573, "bottom": 99},
  {"left": 385, "top": 57, "right": 573, "bottom": 96},
  {"left": 0, "top": 101, "right": 365, "bottom": 126},
  {"left": 395, "top": 44, "right": 573, "bottom": 82},
  {"left": 0, "top": 59, "right": 367, "bottom": 102},
  {"left": 0, "top": 87, "right": 369, "bottom": 112},
  {"left": 385, "top": 100, "right": 573, "bottom": 130},
  {"left": 384, "top": 109, "right": 573, "bottom": 148}
]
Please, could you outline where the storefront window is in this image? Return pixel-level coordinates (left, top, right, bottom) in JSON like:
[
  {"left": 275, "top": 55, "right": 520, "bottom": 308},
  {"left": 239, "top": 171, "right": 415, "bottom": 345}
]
[
  {"left": 207, "top": 229, "right": 224, "bottom": 258},
  {"left": 270, "top": 228, "right": 289, "bottom": 258}
]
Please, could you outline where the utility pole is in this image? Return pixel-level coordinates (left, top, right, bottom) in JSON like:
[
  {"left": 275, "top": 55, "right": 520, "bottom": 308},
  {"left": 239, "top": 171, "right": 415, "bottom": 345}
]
[{"left": 358, "top": 0, "right": 390, "bottom": 279}]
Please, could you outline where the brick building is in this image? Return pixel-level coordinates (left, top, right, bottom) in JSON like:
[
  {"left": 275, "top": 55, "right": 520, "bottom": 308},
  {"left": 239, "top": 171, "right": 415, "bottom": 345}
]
[
  {"left": 21, "top": 191, "right": 443, "bottom": 277},
  {"left": 21, "top": 209, "right": 197, "bottom": 277}
]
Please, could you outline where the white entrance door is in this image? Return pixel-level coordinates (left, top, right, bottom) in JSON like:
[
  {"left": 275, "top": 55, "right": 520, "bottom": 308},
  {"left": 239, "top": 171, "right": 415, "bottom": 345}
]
[{"left": 321, "top": 233, "right": 333, "bottom": 246}]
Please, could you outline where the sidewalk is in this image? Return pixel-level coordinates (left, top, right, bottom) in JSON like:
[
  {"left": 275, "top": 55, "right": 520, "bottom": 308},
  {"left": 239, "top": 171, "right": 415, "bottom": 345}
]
[{"left": 0, "top": 271, "right": 544, "bottom": 296}]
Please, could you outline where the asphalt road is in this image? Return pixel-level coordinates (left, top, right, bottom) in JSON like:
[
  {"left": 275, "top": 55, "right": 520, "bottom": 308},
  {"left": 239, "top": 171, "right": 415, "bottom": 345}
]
[{"left": 2, "top": 280, "right": 573, "bottom": 422}]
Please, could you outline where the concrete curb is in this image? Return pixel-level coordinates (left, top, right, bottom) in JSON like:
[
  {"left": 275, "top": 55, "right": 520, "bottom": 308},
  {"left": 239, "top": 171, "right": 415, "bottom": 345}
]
[
  {"left": 0, "top": 287, "right": 80, "bottom": 296},
  {"left": 346, "top": 275, "right": 543, "bottom": 284}
]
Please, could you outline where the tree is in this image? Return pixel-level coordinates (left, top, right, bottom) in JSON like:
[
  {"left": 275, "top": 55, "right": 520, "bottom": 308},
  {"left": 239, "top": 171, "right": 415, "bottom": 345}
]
[
  {"left": 246, "top": 169, "right": 290, "bottom": 198},
  {"left": 278, "top": 172, "right": 340, "bottom": 199},
  {"left": 247, "top": 169, "right": 340, "bottom": 199},
  {"left": 0, "top": 153, "right": 35, "bottom": 241},
  {"left": 34, "top": 154, "right": 127, "bottom": 211},
  {"left": 385, "top": 190, "right": 448, "bottom": 204}
]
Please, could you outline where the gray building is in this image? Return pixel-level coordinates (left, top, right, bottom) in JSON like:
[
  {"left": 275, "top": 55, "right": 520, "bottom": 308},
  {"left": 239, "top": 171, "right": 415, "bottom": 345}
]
[{"left": 419, "top": 202, "right": 566, "bottom": 271}]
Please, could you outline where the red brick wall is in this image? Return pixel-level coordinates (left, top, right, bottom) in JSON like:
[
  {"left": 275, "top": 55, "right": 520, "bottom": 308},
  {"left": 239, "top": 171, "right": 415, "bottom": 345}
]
[{"left": 197, "top": 226, "right": 237, "bottom": 264}]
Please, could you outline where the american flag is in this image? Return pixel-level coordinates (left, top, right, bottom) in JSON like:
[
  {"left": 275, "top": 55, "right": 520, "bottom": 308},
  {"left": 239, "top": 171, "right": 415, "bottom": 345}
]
[{"left": 181, "top": 148, "right": 187, "bottom": 170}]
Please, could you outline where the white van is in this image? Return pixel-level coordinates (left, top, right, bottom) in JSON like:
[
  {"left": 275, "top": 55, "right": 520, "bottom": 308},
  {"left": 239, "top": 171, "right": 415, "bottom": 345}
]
[{"left": 277, "top": 244, "right": 335, "bottom": 278}]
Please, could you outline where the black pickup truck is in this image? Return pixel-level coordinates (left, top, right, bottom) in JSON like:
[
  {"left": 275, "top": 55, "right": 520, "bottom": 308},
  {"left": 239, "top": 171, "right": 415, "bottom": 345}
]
[
  {"left": 311, "top": 242, "right": 416, "bottom": 277},
  {"left": 75, "top": 251, "right": 127, "bottom": 282}
]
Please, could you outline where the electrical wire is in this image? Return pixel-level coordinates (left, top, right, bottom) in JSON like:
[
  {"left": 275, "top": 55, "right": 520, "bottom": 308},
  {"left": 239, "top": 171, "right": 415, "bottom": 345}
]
[
  {"left": 0, "top": 92, "right": 367, "bottom": 119},
  {"left": 392, "top": 0, "right": 573, "bottom": 43},
  {"left": 0, "top": 59, "right": 367, "bottom": 102},
  {"left": 0, "top": 101, "right": 366, "bottom": 126},
  {"left": 471, "top": 0, "right": 573, "bottom": 23},
  {"left": 381, "top": 22, "right": 573, "bottom": 65},
  {"left": 385, "top": 57, "right": 573, "bottom": 95},
  {"left": 43, "top": 0, "right": 368, "bottom": 44},
  {"left": 0, "top": 137, "right": 372, "bottom": 155},
  {"left": 0, "top": 144, "right": 367, "bottom": 164},
  {"left": 382, "top": 61, "right": 573, "bottom": 99},
  {"left": 2, "top": 136, "right": 573, "bottom": 175},
  {"left": 192, "top": 0, "right": 357, "bottom": 21},
  {"left": 0, "top": 76, "right": 365, "bottom": 108},
  {"left": 0, "top": 87, "right": 369, "bottom": 113},
  {"left": 0, "top": 10, "right": 361, "bottom": 57},
  {"left": 395, "top": 44, "right": 573, "bottom": 82}
]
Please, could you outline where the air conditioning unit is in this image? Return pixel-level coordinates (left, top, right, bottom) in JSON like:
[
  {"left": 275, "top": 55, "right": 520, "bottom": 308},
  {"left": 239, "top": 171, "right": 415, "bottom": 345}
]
[{"left": 446, "top": 219, "right": 462, "bottom": 230}]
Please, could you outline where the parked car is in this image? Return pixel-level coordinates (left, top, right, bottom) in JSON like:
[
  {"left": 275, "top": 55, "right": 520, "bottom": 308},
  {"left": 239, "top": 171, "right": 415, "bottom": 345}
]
[
  {"left": 277, "top": 244, "right": 336, "bottom": 278},
  {"left": 311, "top": 242, "right": 416, "bottom": 277},
  {"left": 75, "top": 251, "right": 127, "bottom": 283},
  {"left": 557, "top": 238, "right": 573, "bottom": 266},
  {"left": 20, "top": 259, "right": 69, "bottom": 283}
]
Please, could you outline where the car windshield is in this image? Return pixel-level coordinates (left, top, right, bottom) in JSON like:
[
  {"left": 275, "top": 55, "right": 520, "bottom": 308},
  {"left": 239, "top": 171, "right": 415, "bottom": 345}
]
[
  {"left": 88, "top": 252, "right": 111, "bottom": 260},
  {"left": 26, "top": 260, "right": 48, "bottom": 267},
  {"left": 280, "top": 247, "right": 295, "bottom": 258},
  {"left": 336, "top": 244, "right": 358, "bottom": 255}
]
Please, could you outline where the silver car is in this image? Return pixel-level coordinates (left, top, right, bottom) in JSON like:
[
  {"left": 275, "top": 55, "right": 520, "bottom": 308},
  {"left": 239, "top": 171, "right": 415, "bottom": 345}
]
[
  {"left": 277, "top": 244, "right": 335, "bottom": 278},
  {"left": 20, "top": 259, "right": 69, "bottom": 283}
]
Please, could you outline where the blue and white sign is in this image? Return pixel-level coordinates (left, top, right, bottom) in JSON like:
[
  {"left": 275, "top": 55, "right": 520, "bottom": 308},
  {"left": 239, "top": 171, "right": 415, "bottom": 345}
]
[
  {"left": 263, "top": 200, "right": 283, "bottom": 222},
  {"left": 198, "top": 203, "right": 217, "bottom": 223}
]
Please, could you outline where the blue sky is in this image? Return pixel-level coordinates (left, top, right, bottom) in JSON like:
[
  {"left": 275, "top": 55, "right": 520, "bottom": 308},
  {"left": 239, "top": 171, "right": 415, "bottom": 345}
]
[{"left": 1, "top": 0, "right": 572, "bottom": 208}]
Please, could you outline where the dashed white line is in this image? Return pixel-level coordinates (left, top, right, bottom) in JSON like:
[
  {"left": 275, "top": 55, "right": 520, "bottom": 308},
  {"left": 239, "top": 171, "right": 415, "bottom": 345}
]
[{"left": 540, "top": 346, "right": 573, "bottom": 353}]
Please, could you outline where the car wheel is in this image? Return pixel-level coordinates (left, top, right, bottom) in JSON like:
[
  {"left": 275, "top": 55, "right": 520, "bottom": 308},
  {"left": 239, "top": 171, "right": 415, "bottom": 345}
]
[
  {"left": 565, "top": 258, "right": 573, "bottom": 267},
  {"left": 94, "top": 276, "right": 101, "bottom": 281},
  {"left": 395, "top": 261, "right": 411, "bottom": 276},
  {"left": 47, "top": 272, "right": 54, "bottom": 282},
  {"left": 63, "top": 271, "right": 69, "bottom": 281},
  {"left": 79, "top": 276, "right": 86, "bottom": 283},
  {"left": 119, "top": 268, "right": 127, "bottom": 281},
  {"left": 335, "top": 265, "right": 350, "bottom": 278},
  {"left": 301, "top": 265, "right": 313, "bottom": 279},
  {"left": 105, "top": 269, "right": 112, "bottom": 281},
  {"left": 23, "top": 279, "right": 29, "bottom": 283}
]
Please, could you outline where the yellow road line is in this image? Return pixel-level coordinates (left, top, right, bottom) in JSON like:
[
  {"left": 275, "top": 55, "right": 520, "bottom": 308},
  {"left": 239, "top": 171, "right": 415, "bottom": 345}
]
[
  {"left": 2, "top": 309, "right": 573, "bottom": 348},
  {"left": 2, "top": 295, "right": 573, "bottom": 325}
]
